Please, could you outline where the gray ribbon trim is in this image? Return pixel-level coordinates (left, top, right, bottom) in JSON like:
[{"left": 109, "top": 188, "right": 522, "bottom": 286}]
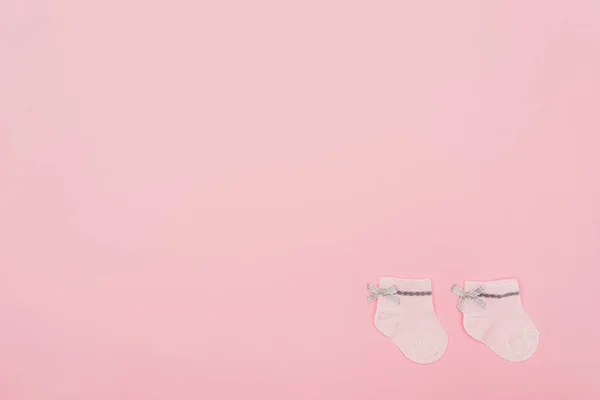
[
  {"left": 480, "top": 291, "right": 519, "bottom": 299},
  {"left": 451, "top": 284, "right": 486, "bottom": 312},
  {"left": 366, "top": 283, "right": 401, "bottom": 304},
  {"left": 397, "top": 290, "right": 432, "bottom": 296},
  {"left": 367, "top": 284, "right": 432, "bottom": 304}
]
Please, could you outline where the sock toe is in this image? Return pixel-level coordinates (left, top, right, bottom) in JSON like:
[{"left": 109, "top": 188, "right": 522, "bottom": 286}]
[
  {"left": 490, "top": 319, "right": 540, "bottom": 362},
  {"left": 394, "top": 317, "right": 448, "bottom": 364}
]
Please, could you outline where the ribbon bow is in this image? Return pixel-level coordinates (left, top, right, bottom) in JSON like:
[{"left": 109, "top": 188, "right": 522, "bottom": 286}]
[
  {"left": 451, "top": 285, "right": 486, "bottom": 312},
  {"left": 367, "top": 283, "right": 401, "bottom": 304}
]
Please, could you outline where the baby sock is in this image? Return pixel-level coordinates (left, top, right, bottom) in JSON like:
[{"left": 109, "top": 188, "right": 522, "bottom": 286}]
[
  {"left": 451, "top": 279, "right": 540, "bottom": 362},
  {"left": 368, "top": 277, "right": 448, "bottom": 364}
]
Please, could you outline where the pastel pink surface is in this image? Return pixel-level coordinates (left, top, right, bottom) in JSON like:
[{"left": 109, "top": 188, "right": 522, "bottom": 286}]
[{"left": 1, "top": 1, "right": 599, "bottom": 399}]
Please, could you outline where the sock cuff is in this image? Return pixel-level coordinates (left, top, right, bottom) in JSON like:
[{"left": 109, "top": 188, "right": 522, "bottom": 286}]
[
  {"left": 464, "top": 278, "right": 519, "bottom": 295},
  {"left": 379, "top": 277, "right": 432, "bottom": 292}
]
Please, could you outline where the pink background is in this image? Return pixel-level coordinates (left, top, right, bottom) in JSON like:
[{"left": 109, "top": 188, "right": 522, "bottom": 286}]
[{"left": 1, "top": 1, "right": 600, "bottom": 399}]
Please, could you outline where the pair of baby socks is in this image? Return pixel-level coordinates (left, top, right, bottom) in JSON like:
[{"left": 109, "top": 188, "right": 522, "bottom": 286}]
[{"left": 368, "top": 277, "right": 539, "bottom": 364}]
